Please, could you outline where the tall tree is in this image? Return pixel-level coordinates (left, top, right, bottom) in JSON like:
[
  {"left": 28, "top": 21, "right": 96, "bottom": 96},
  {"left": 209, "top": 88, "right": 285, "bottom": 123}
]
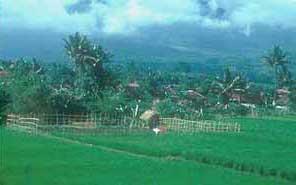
[
  {"left": 213, "top": 68, "right": 248, "bottom": 108},
  {"left": 64, "top": 32, "right": 111, "bottom": 97},
  {"left": 262, "top": 45, "right": 289, "bottom": 89}
]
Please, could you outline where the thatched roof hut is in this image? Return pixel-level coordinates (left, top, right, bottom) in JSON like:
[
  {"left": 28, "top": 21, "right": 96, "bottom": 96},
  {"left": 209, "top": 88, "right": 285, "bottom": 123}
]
[
  {"left": 126, "top": 81, "right": 141, "bottom": 98},
  {"left": 164, "top": 85, "right": 177, "bottom": 96},
  {"left": 186, "top": 90, "right": 206, "bottom": 99},
  {"left": 275, "top": 88, "right": 290, "bottom": 106},
  {"left": 140, "top": 110, "right": 160, "bottom": 129},
  {"left": 127, "top": 81, "right": 140, "bottom": 89},
  {"left": 230, "top": 90, "right": 265, "bottom": 105},
  {"left": 0, "top": 70, "right": 8, "bottom": 77},
  {"left": 140, "top": 110, "right": 158, "bottom": 120}
]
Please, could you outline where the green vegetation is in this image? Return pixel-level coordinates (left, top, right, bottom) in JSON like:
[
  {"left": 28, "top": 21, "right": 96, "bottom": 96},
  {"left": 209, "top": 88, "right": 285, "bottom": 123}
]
[
  {"left": 1, "top": 32, "right": 296, "bottom": 185},
  {"left": 0, "top": 82, "right": 9, "bottom": 125},
  {"left": 52, "top": 116, "right": 296, "bottom": 182},
  {"left": 262, "top": 45, "right": 292, "bottom": 88},
  {"left": 1, "top": 127, "right": 293, "bottom": 185},
  {"left": 0, "top": 33, "right": 295, "bottom": 118},
  {"left": 64, "top": 32, "right": 113, "bottom": 97}
]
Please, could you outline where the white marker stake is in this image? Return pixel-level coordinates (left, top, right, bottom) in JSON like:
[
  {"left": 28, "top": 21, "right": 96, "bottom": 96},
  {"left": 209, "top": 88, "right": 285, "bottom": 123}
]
[{"left": 153, "top": 128, "right": 160, "bottom": 135}]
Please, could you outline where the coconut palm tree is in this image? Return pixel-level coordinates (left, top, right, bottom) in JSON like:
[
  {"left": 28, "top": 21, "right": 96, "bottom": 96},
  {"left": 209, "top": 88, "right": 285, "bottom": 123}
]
[
  {"left": 213, "top": 68, "right": 249, "bottom": 109},
  {"left": 262, "top": 45, "right": 289, "bottom": 88}
]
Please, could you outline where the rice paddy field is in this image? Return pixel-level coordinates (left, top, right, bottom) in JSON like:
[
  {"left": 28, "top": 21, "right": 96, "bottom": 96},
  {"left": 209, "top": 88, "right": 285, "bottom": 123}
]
[{"left": 1, "top": 116, "right": 296, "bottom": 185}]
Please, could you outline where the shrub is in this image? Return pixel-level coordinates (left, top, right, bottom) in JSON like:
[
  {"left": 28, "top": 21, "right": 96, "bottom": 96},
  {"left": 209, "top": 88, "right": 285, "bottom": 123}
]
[{"left": 0, "top": 88, "right": 9, "bottom": 125}]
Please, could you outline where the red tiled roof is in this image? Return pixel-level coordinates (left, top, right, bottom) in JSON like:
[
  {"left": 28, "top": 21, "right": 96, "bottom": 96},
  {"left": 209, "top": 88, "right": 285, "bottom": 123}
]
[{"left": 0, "top": 71, "right": 8, "bottom": 77}]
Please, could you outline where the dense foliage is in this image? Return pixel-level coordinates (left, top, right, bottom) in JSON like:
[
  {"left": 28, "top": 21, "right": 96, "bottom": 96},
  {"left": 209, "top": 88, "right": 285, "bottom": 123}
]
[
  {"left": 0, "top": 33, "right": 295, "bottom": 118},
  {"left": 0, "top": 87, "right": 9, "bottom": 125}
]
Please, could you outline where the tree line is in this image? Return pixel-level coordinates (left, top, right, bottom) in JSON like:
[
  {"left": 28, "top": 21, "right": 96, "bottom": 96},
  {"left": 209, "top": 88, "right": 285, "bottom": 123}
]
[{"left": 0, "top": 32, "right": 295, "bottom": 124}]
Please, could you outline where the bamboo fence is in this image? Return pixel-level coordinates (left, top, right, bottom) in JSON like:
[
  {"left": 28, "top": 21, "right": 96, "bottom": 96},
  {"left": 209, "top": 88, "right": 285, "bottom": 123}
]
[
  {"left": 160, "top": 118, "right": 240, "bottom": 133},
  {"left": 6, "top": 113, "right": 241, "bottom": 135}
]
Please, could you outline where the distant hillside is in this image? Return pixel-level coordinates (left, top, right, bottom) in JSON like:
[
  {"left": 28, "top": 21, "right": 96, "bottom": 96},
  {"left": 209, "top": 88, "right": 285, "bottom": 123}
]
[{"left": 1, "top": 23, "right": 296, "bottom": 66}]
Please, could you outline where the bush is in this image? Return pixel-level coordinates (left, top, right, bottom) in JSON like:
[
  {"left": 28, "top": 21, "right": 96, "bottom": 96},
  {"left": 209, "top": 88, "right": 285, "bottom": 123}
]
[
  {"left": 227, "top": 103, "right": 249, "bottom": 116},
  {"left": 156, "top": 98, "right": 187, "bottom": 118},
  {"left": 0, "top": 114, "right": 6, "bottom": 126},
  {"left": 0, "top": 89, "right": 9, "bottom": 125},
  {"left": 289, "top": 89, "right": 296, "bottom": 111}
]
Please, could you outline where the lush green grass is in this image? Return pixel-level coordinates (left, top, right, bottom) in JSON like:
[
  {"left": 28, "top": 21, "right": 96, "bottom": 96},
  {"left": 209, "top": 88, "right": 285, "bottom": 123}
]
[
  {"left": 56, "top": 116, "right": 296, "bottom": 182},
  {"left": 0, "top": 127, "right": 292, "bottom": 185}
]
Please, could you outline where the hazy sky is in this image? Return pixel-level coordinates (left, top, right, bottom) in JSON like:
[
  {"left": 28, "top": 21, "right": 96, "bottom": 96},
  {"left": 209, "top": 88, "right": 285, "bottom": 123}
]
[{"left": 1, "top": 0, "right": 296, "bottom": 36}]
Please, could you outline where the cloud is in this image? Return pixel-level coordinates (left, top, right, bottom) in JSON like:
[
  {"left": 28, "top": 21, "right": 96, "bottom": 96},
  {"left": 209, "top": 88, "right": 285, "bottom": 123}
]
[
  {"left": 96, "top": 0, "right": 201, "bottom": 33},
  {"left": 215, "top": 0, "right": 296, "bottom": 35},
  {"left": 1, "top": 0, "right": 296, "bottom": 35},
  {"left": 0, "top": 0, "right": 97, "bottom": 33}
]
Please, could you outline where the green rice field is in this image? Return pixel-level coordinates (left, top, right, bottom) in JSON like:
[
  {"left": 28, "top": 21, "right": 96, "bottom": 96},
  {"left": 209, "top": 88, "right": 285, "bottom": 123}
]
[{"left": 1, "top": 116, "right": 295, "bottom": 185}]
